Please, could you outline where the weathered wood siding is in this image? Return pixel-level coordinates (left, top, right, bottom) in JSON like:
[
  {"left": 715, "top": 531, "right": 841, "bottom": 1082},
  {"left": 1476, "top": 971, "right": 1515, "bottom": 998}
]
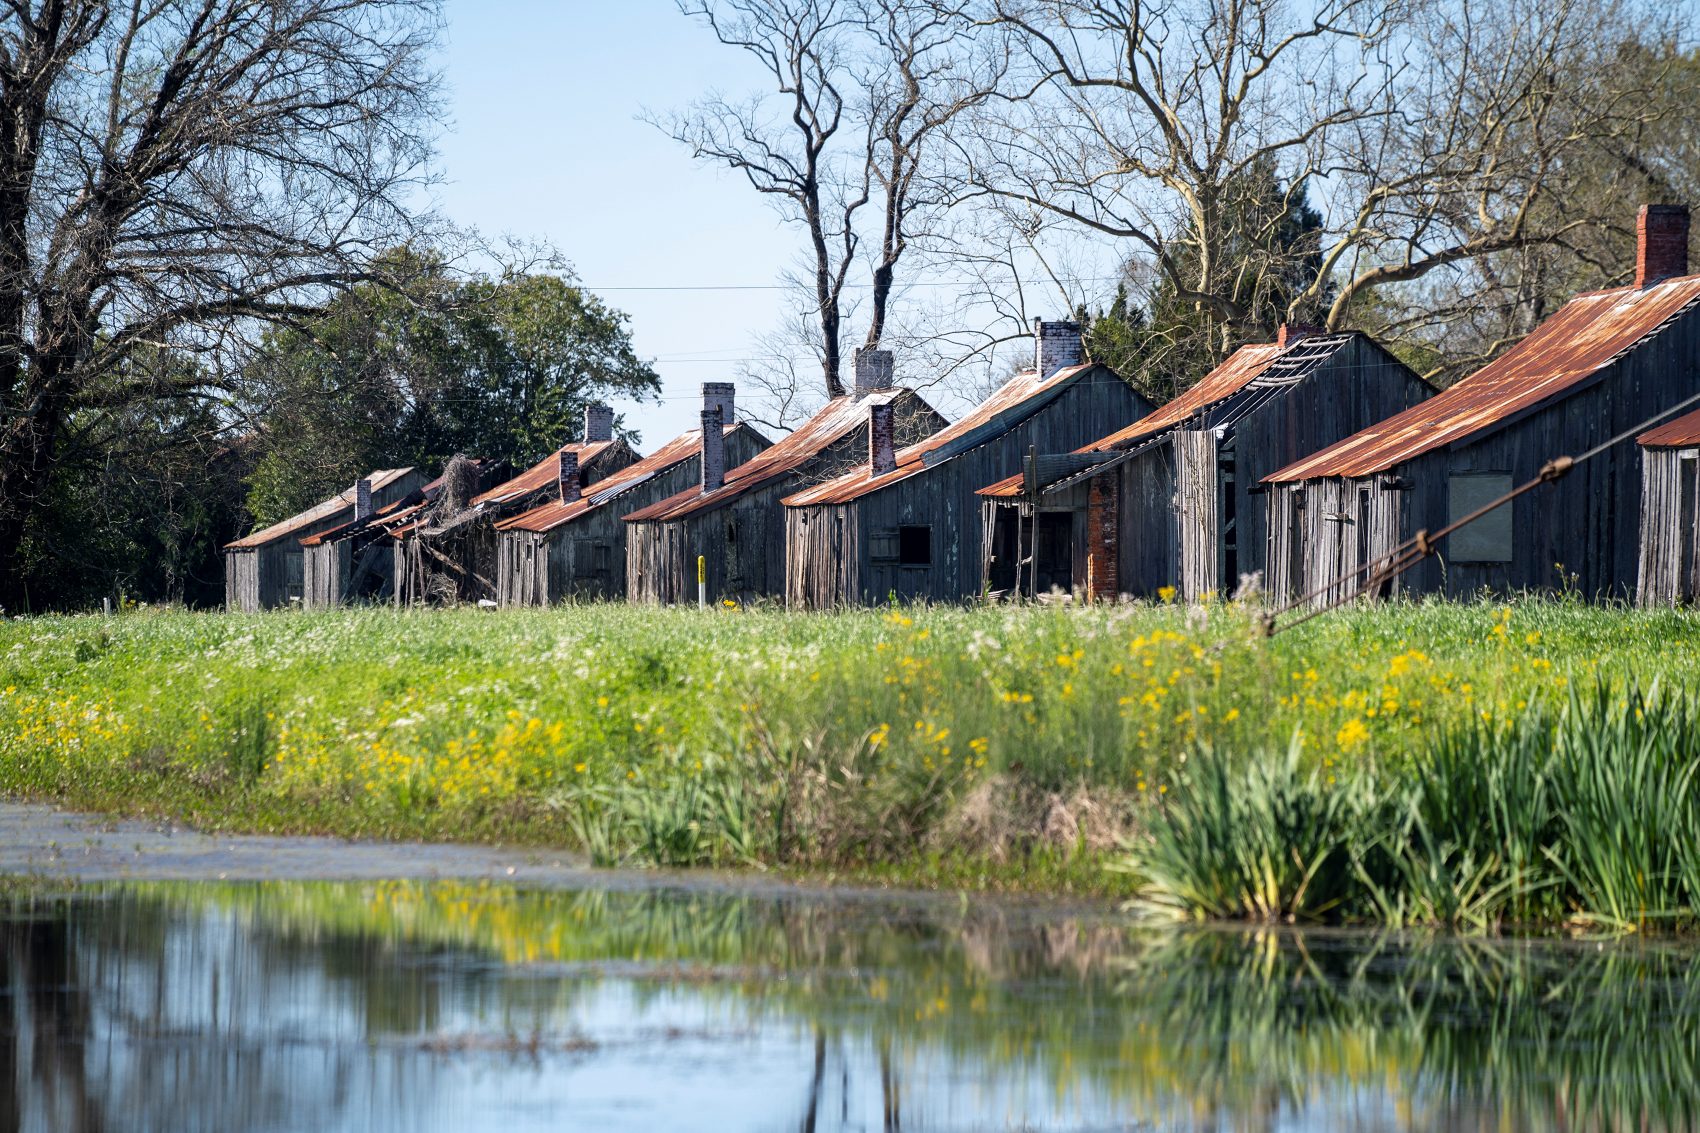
[
  {"left": 785, "top": 504, "right": 860, "bottom": 607},
  {"left": 224, "top": 471, "right": 425, "bottom": 612},
  {"left": 301, "top": 542, "right": 349, "bottom": 610},
  {"left": 1229, "top": 335, "right": 1430, "bottom": 599},
  {"left": 1266, "top": 477, "right": 1407, "bottom": 607},
  {"left": 1114, "top": 446, "right": 1177, "bottom": 596},
  {"left": 1638, "top": 447, "right": 1700, "bottom": 605},
  {"left": 1279, "top": 325, "right": 1700, "bottom": 604},
  {"left": 629, "top": 428, "right": 887, "bottom": 606},
  {"left": 497, "top": 429, "right": 770, "bottom": 606},
  {"left": 1173, "top": 430, "right": 1219, "bottom": 600},
  {"left": 785, "top": 365, "right": 1152, "bottom": 607},
  {"left": 302, "top": 537, "right": 399, "bottom": 609}
]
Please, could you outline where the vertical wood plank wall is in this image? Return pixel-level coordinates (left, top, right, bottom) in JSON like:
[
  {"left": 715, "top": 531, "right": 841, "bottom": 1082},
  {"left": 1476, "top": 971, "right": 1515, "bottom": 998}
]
[
  {"left": 1638, "top": 448, "right": 1700, "bottom": 605},
  {"left": 784, "top": 365, "right": 1152, "bottom": 607}
]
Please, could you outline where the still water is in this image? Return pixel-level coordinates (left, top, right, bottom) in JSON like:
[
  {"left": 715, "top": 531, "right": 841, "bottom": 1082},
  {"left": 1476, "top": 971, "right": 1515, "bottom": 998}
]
[{"left": 4, "top": 880, "right": 1699, "bottom": 1132}]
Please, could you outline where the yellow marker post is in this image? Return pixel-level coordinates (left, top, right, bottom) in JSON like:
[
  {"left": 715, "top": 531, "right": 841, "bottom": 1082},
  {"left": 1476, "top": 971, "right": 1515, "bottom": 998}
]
[
  {"left": 697, "top": 555, "right": 706, "bottom": 608},
  {"left": 1086, "top": 552, "right": 1095, "bottom": 605}
]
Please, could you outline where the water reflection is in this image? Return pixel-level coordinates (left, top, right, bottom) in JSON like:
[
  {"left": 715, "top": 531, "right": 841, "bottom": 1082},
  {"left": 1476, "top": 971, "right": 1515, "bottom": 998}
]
[{"left": 3, "top": 882, "right": 1700, "bottom": 1131}]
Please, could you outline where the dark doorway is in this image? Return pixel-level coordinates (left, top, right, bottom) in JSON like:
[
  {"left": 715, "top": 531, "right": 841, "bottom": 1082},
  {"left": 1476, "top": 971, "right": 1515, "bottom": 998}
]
[
  {"left": 1035, "top": 512, "right": 1074, "bottom": 594},
  {"left": 987, "top": 509, "right": 1021, "bottom": 595}
]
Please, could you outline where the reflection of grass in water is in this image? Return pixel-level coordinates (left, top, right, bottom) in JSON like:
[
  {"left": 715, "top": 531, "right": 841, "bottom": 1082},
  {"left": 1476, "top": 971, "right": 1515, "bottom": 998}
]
[{"left": 76, "top": 880, "right": 1700, "bottom": 1130}]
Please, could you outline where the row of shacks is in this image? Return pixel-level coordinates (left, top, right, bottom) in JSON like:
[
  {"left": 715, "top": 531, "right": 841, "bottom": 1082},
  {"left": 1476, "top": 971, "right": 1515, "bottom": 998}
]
[{"left": 227, "top": 204, "right": 1700, "bottom": 612}]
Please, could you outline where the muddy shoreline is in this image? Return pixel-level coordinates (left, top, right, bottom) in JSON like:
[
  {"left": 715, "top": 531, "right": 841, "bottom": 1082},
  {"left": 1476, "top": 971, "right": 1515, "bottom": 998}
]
[{"left": 0, "top": 799, "right": 1119, "bottom": 919}]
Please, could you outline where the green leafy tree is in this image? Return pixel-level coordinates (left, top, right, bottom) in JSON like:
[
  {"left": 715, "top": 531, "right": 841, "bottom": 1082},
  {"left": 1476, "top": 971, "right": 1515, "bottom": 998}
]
[
  {"left": 242, "top": 253, "right": 660, "bottom": 525},
  {"left": 1086, "top": 165, "right": 1328, "bottom": 404}
]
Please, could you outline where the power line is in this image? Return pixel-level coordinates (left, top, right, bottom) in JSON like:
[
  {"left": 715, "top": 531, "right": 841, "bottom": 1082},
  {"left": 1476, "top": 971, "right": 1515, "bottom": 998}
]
[{"left": 584, "top": 277, "right": 1129, "bottom": 292}]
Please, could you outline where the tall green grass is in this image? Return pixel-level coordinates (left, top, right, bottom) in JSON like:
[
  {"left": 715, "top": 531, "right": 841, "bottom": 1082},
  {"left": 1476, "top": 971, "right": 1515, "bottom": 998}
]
[
  {"left": 4, "top": 599, "right": 1700, "bottom": 907},
  {"left": 1123, "top": 682, "right": 1700, "bottom": 931}
]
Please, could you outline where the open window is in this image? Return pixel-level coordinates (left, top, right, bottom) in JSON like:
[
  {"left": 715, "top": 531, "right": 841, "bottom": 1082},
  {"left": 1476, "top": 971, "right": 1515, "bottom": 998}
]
[
  {"left": 899, "top": 525, "right": 931, "bottom": 567},
  {"left": 1447, "top": 473, "right": 1513, "bottom": 563}
]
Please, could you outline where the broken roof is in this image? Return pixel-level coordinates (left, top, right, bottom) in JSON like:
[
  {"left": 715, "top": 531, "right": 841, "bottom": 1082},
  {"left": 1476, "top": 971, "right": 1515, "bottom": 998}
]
[
  {"left": 625, "top": 388, "right": 936, "bottom": 523},
  {"left": 299, "top": 459, "right": 500, "bottom": 547},
  {"left": 1638, "top": 404, "right": 1700, "bottom": 447},
  {"left": 1268, "top": 275, "right": 1700, "bottom": 482},
  {"left": 496, "top": 423, "right": 766, "bottom": 534},
  {"left": 977, "top": 334, "right": 1361, "bottom": 499},
  {"left": 473, "top": 440, "right": 622, "bottom": 510},
  {"left": 225, "top": 468, "right": 415, "bottom": 550},
  {"left": 782, "top": 364, "right": 1106, "bottom": 507}
]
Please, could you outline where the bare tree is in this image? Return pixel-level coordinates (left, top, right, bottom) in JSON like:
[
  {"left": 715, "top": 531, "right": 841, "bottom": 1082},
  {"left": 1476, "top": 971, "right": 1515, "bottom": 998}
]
[
  {"left": 658, "top": 0, "right": 1002, "bottom": 404},
  {"left": 0, "top": 0, "right": 441, "bottom": 607},
  {"left": 959, "top": 0, "right": 1687, "bottom": 378}
]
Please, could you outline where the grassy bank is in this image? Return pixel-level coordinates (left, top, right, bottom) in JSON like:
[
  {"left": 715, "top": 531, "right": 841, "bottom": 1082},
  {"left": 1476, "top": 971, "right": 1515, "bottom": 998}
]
[{"left": 1, "top": 600, "right": 1698, "bottom": 914}]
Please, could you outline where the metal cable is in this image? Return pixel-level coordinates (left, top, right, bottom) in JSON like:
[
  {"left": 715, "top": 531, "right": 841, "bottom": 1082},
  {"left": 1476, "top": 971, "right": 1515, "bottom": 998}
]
[{"left": 1261, "top": 386, "right": 1700, "bottom": 635}]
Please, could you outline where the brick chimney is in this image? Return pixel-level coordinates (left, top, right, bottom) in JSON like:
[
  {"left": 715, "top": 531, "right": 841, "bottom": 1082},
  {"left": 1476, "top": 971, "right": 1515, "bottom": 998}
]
[
  {"left": 1033, "top": 318, "right": 1083, "bottom": 377},
  {"left": 584, "top": 403, "right": 615, "bottom": 443},
  {"left": 1637, "top": 205, "right": 1690, "bottom": 288},
  {"left": 353, "top": 477, "right": 373, "bottom": 521},
  {"left": 557, "top": 450, "right": 580, "bottom": 503},
  {"left": 868, "top": 402, "right": 897, "bottom": 477},
  {"left": 702, "top": 382, "right": 736, "bottom": 425},
  {"left": 853, "top": 347, "right": 895, "bottom": 395},
  {"left": 700, "top": 406, "right": 725, "bottom": 494},
  {"left": 1277, "top": 323, "right": 1321, "bottom": 349}
]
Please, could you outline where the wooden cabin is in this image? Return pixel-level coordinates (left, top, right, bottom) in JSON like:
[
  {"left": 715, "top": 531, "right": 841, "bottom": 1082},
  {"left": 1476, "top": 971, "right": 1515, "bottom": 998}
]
[
  {"left": 299, "top": 459, "right": 504, "bottom": 609},
  {"left": 976, "top": 329, "right": 1429, "bottom": 601},
  {"left": 1266, "top": 205, "right": 1700, "bottom": 606},
  {"left": 624, "top": 352, "right": 947, "bottom": 604},
  {"left": 494, "top": 385, "right": 771, "bottom": 605},
  {"left": 782, "top": 322, "right": 1153, "bottom": 607},
  {"left": 224, "top": 468, "right": 424, "bottom": 612},
  {"left": 1636, "top": 409, "right": 1700, "bottom": 606},
  {"left": 393, "top": 405, "right": 639, "bottom": 605}
]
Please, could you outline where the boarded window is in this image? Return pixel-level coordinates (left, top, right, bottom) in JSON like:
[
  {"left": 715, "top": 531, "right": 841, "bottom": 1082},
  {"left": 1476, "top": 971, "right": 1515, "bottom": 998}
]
[
  {"left": 1448, "top": 473, "right": 1513, "bottom": 562},
  {"left": 870, "top": 529, "right": 900, "bottom": 560},
  {"left": 899, "top": 525, "right": 931, "bottom": 566}
]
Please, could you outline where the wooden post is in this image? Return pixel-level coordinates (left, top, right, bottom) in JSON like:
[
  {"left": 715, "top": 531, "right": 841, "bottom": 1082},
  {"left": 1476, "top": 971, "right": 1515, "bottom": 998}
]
[
  {"left": 1028, "top": 445, "right": 1041, "bottom": 599},
  {"left": 1087, "top": 552, "right": 1094, "bottom": 605}
]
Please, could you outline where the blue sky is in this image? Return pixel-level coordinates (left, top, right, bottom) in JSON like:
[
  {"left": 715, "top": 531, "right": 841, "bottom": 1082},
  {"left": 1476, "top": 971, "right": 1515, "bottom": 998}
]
[{"left": 434, "top": 0, "right": 826, "bottom": 441}]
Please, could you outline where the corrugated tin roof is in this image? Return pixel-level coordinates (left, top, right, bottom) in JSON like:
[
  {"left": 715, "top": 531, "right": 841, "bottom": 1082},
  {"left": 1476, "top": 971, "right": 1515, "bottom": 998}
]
[
  {"left": 625, "top": 388, "right": 933, "bottom": 523},
  {"left": 299, "top": 459, "right": 502, "bottom": 546},
  {"left": 496, "top": 424, "right": 762, "bottom": 533},
  {"left": 976, "top": 336, "right": 1356, "bottom": 499},
  {"left": 782, "top": 364, "right": 1100, "bottom": 507},
  {"left": 1638, "top": 405, "right": 1700, "bottom": 447},
  {"left": 473, "top": 440, "right": 621, "bottom": 509},
  {"left": 224, "top": 468, "right": 414, "bottom": 549},
  {"left": 1267, "top": 275, "right": 1700, "bottom": 482}
]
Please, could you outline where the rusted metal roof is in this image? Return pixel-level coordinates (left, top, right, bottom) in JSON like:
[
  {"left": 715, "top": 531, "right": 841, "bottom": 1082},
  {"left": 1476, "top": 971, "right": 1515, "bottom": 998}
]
[
  {"left": 976, "top": 338, "right": 1334, "bottom": 499},
  {"left": 224, "top": 468, "right": 415, "bottom": 549},
  {"left": 1268, "top": 276, "right": 1700, "bottom": 482},
  {"left": 496, "top": 424, "right": 765, "bottom": 533},
  {"left": 625, "top": 388, "right": 938, "bottom": 523},
  {"left": 473, "top": 440, "right": 624, "bottom": 510},
  {"left": 782, "top": 364, "right": 1099, "bottom": 507},
  {"left": 299, "top": 459, "right": 501, "bottom": 547},
  {"left": 1638, "top": 406, "right": 1700, "bottom": 447}
]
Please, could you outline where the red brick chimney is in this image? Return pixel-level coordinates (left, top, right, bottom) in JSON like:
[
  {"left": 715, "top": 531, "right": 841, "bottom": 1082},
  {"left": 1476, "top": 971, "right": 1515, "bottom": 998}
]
[
  {"left": 1637, "top": 204, "right": 1690, "bottom": 288},
  {"left": 868, "top": 402, "right": 897, "bottom": 477},
  {"left": 1276, "top": 323, "right": 1321, "bottom": 349}
]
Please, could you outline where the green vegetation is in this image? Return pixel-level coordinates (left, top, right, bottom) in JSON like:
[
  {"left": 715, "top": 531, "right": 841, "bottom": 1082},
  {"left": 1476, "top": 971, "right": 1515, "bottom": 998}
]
[
  {"left": 4, "top": 601, "right": 1700, "bottom": 921},
  {"left": 19, "top": 878, "right": 1700, "bottom": 1129}
]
